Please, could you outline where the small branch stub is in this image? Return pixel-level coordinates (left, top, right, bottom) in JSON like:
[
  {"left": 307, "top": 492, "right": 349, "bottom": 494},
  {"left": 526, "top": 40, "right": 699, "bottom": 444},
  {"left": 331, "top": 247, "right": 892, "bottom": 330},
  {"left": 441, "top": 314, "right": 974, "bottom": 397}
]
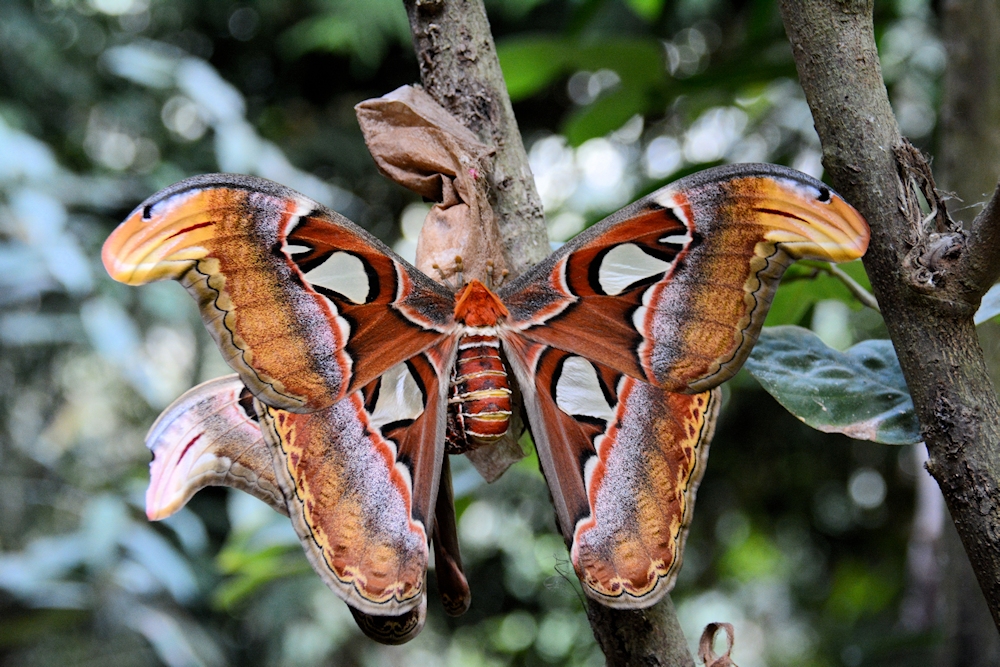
[
  {"left": 965, "top": 175, "right": 1000, "bottom": 295},
  {"left": 894, "top": 140, "right": 970, "bottom": 301},
  {"left": 414, "top": 0, "right": 443, "bottom": 14}
]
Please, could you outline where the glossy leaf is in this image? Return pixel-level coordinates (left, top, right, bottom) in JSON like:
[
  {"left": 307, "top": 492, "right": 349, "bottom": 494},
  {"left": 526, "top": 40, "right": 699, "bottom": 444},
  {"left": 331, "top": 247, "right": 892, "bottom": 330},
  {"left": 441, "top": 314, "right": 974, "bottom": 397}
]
[{"left": 744, "top": 326, "right": 920, "bottom": 445}]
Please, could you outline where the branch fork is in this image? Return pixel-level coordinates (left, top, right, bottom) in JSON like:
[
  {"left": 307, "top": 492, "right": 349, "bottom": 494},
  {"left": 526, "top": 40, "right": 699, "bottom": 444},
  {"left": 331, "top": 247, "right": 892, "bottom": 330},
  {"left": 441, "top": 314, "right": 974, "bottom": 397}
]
[
  {"left": 895, "top": 140, "right": 972, "bottom": 301},
  {"left": 892, "top": 137, "right": 1000, "bottom": 310},
  {"left": 779, "top": 0, "right": 1000, "bottom": 631}
]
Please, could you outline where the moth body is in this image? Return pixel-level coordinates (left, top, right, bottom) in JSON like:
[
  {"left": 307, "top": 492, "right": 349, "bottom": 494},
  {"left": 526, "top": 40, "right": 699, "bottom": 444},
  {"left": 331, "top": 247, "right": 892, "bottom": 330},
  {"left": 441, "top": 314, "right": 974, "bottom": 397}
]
[{"left": 448, "top": 280, "right": 513, "bottom": 451}]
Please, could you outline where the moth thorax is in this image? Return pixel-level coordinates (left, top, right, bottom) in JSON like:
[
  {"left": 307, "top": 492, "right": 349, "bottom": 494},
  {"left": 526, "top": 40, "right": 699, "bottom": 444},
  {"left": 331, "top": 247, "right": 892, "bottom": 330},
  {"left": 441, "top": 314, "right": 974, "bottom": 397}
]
[
  {"left": 452, "top": 280, "right": 508, "bottom": 327},
  {"left": 446, "top": 333, "right": 512, "bottom": 453}
]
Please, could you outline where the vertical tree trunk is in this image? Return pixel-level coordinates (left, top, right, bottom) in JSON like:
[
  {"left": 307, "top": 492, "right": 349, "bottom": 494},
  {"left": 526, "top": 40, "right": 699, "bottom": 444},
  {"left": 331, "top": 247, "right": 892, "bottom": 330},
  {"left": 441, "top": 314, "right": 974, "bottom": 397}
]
[
  {"left": 939, "top": 0, "right": 1000, "bottom": 226},
  {"left": 401, "top": 0, "right": 549, "bottom": 277},
  {"left": 779, "top": 0, "right": 1000, "bottom": 632},
  {"left": 934, "top": 0, "right": 1000, "bottom": 661},
  {"left": 399, "top": 1, "right": 696, "bottom": 663}
]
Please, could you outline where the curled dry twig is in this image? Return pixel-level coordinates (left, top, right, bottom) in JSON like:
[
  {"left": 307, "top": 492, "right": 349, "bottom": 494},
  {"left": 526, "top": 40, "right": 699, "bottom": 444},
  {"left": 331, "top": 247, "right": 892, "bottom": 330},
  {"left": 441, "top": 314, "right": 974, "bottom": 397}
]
[{"left": 699, "top": 622, "right": 738, "bottom": 667}]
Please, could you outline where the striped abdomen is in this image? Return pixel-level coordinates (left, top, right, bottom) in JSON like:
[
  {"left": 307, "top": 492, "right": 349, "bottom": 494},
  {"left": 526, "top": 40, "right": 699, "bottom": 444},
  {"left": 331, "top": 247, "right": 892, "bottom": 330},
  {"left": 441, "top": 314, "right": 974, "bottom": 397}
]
[{"left": 448, "top": 334, "right": 512, "bottom": 451}]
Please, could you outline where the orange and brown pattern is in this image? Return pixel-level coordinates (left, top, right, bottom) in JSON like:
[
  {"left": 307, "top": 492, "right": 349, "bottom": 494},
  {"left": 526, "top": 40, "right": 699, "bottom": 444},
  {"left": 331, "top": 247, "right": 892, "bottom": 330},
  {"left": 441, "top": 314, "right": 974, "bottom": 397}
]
[
  {"left": 259, "top": 396, "right": 430, "bottom": 613},
  {"left": 572, "top": 385, "right": 719, "bottom": 606},
  {"left": 103, "top": 164, "right": 868, "bottom": 634}
]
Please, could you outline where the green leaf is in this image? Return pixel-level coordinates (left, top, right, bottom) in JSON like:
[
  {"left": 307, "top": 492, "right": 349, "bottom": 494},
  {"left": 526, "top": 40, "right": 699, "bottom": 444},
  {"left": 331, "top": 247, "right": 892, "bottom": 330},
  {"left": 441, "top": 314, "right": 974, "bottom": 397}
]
[
  {"left": 718, "top": 531, "right": 783, "bottom": 582},
  {"left": 496, "top": 37, "right": 569, "bottom": 101},
  {"left": 280, "top": 16, "right": 355, "bottom": 59},
  {"left": 0, "top": 610, "right": 87, "bottom": 647},
  {"left": 832, "top": 258, "right": 872, "bottom": 291},
  {"left": 573, "top": 39, "right": 665, "bottom": 87},
  {"left": 974, "top": 282, "right": 1000, "bottom": 325},
  {"left": 486, "top": 0, "right": 550, "bottom": 20},
  {"left": 497, "top": 36, "right": 665, "bottom": 104},
  {"left": 624, "top": 0, "right": 665, "bottom": 21},
  {"left": 277, "top": 0, "right": 411, "bottom": 68},
  {"left": 744, "top": 326, "right": 920, "bottom": 445},
  {"left": 213, "top": 544, "right": 311, "bottom": 610},
  {"left": 764, "top": 274, "right": 843, "bottom": 326},
  {"left": 827, "top": 561, "right": 899, "bottom": 622}
]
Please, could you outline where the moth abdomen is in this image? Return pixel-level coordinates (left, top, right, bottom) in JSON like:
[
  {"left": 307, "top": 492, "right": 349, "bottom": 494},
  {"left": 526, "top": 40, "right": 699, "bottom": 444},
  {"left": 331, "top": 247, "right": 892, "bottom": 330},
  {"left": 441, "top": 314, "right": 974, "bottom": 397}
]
[{"left": 448, "top": 333, "right": 512, "bottom": 451}]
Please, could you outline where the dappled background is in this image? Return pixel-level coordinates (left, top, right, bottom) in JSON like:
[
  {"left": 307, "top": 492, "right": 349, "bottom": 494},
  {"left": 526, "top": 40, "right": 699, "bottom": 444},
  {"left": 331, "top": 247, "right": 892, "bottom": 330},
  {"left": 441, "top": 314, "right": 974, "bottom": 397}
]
[{"left": 0, "top": 0, "right": 969, "bottom": 665}]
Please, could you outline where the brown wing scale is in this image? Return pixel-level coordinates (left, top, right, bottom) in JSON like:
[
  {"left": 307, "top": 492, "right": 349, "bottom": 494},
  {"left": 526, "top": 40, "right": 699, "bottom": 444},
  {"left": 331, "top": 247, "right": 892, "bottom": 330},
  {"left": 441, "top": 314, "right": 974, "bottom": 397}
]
[
  {"left": 102, "top": 174, "right": 456, "bottom": 413},
  {"left": 501, "top": 163, "right": 869, "bottom": 393},
  {"left": 255, "top": 342, "right": 454, "bottom": 616},
  {"left": 502, "top": 336, "right": 719, "bottom": 608}
]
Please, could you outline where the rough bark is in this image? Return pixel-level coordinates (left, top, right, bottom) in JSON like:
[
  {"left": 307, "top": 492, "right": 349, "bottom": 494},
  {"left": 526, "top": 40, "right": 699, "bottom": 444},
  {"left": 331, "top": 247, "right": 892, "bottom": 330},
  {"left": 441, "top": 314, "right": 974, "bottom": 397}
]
[
  {"left": 937, "top": 0, "right": 1000, "bottom": 300},
  {"left": 401, "top": 0, "right": 549, "bottom": 278},
  {"left": 939, "top": 0, "right": 1000, "bottom": 229},
  {"left": 778, "top": 0, "right": 1000, "bottom": 630},
  {"left": 586, "top": 597, "right": 696, "bottom": 667},
  {"left": 935, "top": 0, "right": 1000, "bottom": 660},
  {"left": 400, "top": 0, "right": 696, "bottom": 663}
]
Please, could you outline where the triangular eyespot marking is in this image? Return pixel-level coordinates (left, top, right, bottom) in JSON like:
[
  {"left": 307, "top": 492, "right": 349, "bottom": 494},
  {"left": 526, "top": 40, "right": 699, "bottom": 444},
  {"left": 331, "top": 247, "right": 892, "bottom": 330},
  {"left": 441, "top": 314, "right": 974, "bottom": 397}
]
[
  {"left": 582, "top": 454, "right": 600, "bottom": 495},
  {"left": 597, "top": 243, "right": 672, "bottom": 296},
  {"left": 318, "top": 295, "right": 353, "bottom": 349},
  {"left": 305, "top": 251, "right": 372, "bottom": 304},
  {"left": 555, "top": 356, "right": 615, "bottom": 423},
  {"left": 660, "top": 233, "right": 692, "bottom": 247},
  {"left": 650, "top": 190, "right": 692, "bottom": 223},
  {"left": 237, "top": 387, "right": 260, "bottom": 422},
  {"left": 369, "top": 362, "right": 426, "bottom": 431}
]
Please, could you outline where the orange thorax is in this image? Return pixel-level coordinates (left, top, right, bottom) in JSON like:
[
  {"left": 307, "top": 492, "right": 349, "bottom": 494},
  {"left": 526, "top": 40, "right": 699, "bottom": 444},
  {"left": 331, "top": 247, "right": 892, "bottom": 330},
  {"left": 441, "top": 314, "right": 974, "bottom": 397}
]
[{"left": 453, "top": 280, "right": 509, "bottom": 327}]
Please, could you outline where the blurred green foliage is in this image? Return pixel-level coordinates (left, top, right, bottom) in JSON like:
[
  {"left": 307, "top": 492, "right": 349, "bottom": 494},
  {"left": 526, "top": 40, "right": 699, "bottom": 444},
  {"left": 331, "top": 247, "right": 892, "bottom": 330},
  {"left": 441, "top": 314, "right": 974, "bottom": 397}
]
[{"left": 0, "top": 0, "right": 955, "bottom": 665}]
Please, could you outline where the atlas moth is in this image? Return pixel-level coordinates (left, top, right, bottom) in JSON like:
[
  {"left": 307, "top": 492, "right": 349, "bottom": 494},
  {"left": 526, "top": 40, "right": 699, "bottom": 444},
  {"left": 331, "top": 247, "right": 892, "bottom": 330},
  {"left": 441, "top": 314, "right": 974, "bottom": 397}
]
[{"left": 102, "top": 162, "right": 869, "bottom": 643}]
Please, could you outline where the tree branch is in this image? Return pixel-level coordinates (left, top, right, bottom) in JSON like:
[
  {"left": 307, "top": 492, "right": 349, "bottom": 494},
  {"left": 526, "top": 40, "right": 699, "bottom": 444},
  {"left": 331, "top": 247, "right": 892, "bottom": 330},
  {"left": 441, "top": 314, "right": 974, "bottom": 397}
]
[
  {"left": 401, "top": 0, "right": 549, "bottom": 277},
  {"left": 826, "top": 263, "right": 880, "bottom": 312},
  {"left": 400, "top": 0, "right": 696, "bottom": 662},
  {"left": 779, "top": 0, "right": 1000, "bottom": 630},
  {"left": 798, "top": 261, "right": 881, "bottom": 312},
  {"left": 586, "top": 596, "right": 695, "bottom": 667},
  {"left": 941, "top": 0, "right": 1000, "bottom": 295},
  {"left": 965, "top": 177, "right": 1000, "bottom": 293}
]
